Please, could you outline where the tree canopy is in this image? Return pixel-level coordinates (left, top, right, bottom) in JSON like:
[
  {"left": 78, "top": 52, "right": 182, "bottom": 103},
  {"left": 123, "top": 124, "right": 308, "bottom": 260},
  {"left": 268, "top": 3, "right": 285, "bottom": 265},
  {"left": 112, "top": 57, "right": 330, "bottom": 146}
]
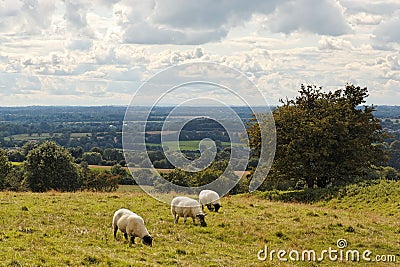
[
  {"left": 248, "top": 84, "right": 387, "bottom": 189},
  {"left": 23, "top": 141, "right": 81, "bottom": 192}
]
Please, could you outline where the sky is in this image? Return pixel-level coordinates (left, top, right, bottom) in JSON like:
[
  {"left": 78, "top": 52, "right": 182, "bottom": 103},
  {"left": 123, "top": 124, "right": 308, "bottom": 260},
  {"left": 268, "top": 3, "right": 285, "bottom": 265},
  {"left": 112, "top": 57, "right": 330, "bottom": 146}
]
[{"left": 0, "top": 0, "right": 400, "bottom": 106}]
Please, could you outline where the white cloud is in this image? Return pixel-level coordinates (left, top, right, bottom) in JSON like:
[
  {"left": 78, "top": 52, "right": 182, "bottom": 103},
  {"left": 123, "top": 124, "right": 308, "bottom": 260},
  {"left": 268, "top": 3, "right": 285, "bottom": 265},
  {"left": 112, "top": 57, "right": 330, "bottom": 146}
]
[
  {"left": 112, "top": 0, "right": 246, "bottom": 45},
  {"left": 348, "top": 12, "right": 382, "bottom": 26},
  {"left": 319, "top": 36, "right": 354, "bottom": 50},
  {"left": 378, "top": 55, "right": 400, "bottom": 71},
  {"left": 0, "top": 0, "right": 24, "bottom": 17},
  {"left": 66, "top": 39, "right": 93, "bottom": 51},
  {"left": 121, "top": 22, "right": 228, "bottom": 45},
  {"left": 150, "top": 0, "right": 278, "bottom": 30},
  {"left": 384, "top": 79, "right": 400, "bottom": 92},
  {"left": 91, "top": 44, "right": 149, "bottom": 66},
  {"left": 0, "top": 72, "right": 41, "bottom": 95},
  {"left": 0, "top": 0, "right": 56, "bottom": 34},
  {"left": 40, "top": 75, "right": 107, "bottom": 96},
  {"left": 0, "top": 0, "right": 399, "bottom": 106},
  {"left": 267, "top": 0, "right": 352, "bottom": 36},
  {"left": 146, "top": 47, "right": 206, "bottom": 70},
  {"left": 373, "top": 12, "right": 400, "bottom": 49},
  {"left": 110, "top": 0, "right": 353, "bottom": 45},
  {"left": 63, "top": 0, "right": 89, "bottom": 29},
  {"left": 98, "top": 65, "right": 142, "bottom": 82},
  {"left": 341, "top": 0, "right": 400, "bottom": 16}
]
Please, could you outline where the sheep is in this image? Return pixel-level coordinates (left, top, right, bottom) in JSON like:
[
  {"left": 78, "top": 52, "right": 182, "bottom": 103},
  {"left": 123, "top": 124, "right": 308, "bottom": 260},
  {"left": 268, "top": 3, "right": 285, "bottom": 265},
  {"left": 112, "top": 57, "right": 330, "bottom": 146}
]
[
  {"left": 112, "top": 208, "right": 153, "bottom": 247},
  {"left": 171, "top": 196, "right": 207, "bottom": 227},
  {"left": 199, "top": 190, "right": 222, "bottom": 212},
  {"left": 112, "top": 208, "right": 134, "bottom": 237}
]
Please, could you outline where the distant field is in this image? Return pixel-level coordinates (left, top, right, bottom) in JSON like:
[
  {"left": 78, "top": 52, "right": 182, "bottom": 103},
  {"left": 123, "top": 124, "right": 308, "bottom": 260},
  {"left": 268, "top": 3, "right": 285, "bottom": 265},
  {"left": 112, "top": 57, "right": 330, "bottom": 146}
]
[
  {"left": 7, "top": 133, "right": 91, "bottom": 141},
  {"left": 147, "top": 140, "right": 243, "bottom": 151},
  {"left": 0, "top": 181, "right": 399, "bottom": 266},
  {"left": 6, "top": 134, "right": 243, "bottom": 150}
]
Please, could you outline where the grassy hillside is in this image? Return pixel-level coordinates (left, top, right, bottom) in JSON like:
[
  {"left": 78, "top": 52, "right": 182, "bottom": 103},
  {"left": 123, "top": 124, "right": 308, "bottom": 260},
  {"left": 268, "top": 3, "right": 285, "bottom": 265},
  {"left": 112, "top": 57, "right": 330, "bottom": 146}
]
[
  {"left": 0, "top": 181, "right": 399, "bottom": 266},
  {"left": 320, "top": 180, "right": 400, "bottom": 216}
]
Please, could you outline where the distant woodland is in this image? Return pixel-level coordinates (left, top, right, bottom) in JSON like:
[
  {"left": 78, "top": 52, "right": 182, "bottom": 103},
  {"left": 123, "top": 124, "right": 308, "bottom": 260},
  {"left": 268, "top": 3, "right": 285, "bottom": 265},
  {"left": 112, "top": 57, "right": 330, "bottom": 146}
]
[
  {"left": 0, "top": 104, "right": 399, "bottom": 172},
  {"left": 0, "top": 85, "right": 399, "bottom": 193}
]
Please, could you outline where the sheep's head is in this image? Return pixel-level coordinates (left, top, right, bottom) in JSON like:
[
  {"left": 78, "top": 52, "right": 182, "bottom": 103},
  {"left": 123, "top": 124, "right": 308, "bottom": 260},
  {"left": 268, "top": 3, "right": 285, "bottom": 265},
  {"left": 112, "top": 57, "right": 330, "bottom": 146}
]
[
  {"left": 213, "top": 203, "right": 221, "bottom": 212},
  {"left": 143, "top": 235, "right": 153, "bottom": 247},
  {"left": 196, "top": 213, "right": 207, "bottom": 227}
]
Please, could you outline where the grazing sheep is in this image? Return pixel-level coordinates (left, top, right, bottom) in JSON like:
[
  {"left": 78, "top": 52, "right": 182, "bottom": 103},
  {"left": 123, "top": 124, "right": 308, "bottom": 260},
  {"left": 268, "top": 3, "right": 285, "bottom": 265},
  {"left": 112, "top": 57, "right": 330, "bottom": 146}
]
[
  {"left": 112, "top": 208, "right": 134, "bottom": 237},
  {"left": 112, "top": 208, "right": 153, "bottom": 247},
  {"left": 199, "top": 190, "right": 221, "bottom": 212},
  {"left": 171, "top": 196, "right": 207, "bottom": 227}
]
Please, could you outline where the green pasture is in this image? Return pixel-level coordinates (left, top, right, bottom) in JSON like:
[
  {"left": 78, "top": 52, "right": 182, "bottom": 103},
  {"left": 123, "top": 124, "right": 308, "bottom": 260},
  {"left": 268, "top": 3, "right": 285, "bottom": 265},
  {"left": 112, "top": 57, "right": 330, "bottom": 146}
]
[{"left": 0, "top": 181, "right": 399, "bottom": 266}]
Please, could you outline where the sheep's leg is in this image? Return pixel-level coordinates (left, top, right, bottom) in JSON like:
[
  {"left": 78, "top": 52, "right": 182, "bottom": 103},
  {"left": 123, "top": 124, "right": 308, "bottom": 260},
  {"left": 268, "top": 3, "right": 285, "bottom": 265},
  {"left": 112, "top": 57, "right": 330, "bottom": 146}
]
[
  {"left": 183, "top": 215, "right": 187, "bottom": 224},
  {"left": 124, "top": 233, "right": 128, "bottom": 240},
  {"left": 113, "top": 227, "right": 118, "bottom": 239},
  {"left": 192, "top": 217, "right": 196, "bottom": 224},
  {"left": 130, "top": 236, "right": 135, "bottom": 245},
  {"left": 172, "top": 210, "right": 179, "bottom": 224},
  {"left": 201, "top": 204, "right": 204, "bottom": 211}
]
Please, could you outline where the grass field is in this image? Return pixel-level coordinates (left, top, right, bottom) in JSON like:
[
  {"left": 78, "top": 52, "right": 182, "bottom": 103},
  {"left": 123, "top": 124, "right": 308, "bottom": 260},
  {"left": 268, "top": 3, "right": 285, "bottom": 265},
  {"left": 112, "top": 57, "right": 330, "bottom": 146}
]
[{"left": 0, "top": 181, "right": 399, "bottom": 266}]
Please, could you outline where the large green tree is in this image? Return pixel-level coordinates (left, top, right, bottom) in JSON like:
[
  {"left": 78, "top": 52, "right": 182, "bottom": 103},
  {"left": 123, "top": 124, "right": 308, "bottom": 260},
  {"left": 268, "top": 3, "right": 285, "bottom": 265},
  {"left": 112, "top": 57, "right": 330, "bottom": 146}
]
[
  {"left": 248, "top": 84, "right": 387, "bottom": 189},
  {"left": 23, "top": 141, "right": 81, "bottom": 192}
]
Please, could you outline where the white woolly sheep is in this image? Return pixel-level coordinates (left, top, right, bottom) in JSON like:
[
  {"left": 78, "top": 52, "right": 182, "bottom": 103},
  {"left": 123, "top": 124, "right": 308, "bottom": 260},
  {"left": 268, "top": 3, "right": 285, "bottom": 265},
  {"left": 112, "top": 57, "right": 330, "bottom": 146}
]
[
  {"left": 199, "top": 190, "right": 222, "bottom": 212},
  {"left": 112, "top": 208, "right": 152, "bottom": 246},
  {"left": 171, "top": 196, "right": 207, "bottom": 227},
  {"left": 112, "top": 208, "right": 134, "bottom": 233}
]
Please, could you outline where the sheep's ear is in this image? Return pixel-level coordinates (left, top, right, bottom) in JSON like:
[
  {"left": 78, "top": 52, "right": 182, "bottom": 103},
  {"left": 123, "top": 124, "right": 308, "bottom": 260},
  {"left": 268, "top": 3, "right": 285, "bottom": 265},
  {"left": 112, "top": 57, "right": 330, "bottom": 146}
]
[{"left": 204, "top": 213, "right": 207, "bottom": 216}]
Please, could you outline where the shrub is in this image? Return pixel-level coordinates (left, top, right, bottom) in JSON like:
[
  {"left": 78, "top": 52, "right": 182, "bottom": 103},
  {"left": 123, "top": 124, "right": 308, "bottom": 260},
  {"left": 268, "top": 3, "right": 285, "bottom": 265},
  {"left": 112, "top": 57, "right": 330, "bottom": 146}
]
[
  {"left": 0, "top": 149, "right": 12, "bottom": 190},
  {"left": 80, "top": 169, "right": 119, "bottom": 192},
  {"left": 3, "top": 165, "right": 27, "bottom": 192},
  {"left": 82, "top": 152, "right": 102, "bottom": 165}
]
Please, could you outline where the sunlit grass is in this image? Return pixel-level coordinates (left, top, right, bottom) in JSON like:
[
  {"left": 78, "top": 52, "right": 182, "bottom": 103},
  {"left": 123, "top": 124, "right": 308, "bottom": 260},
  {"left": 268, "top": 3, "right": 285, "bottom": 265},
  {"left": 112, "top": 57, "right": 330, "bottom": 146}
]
[{"left": 0, "top": 183, "right": 399, "bottom": 266}]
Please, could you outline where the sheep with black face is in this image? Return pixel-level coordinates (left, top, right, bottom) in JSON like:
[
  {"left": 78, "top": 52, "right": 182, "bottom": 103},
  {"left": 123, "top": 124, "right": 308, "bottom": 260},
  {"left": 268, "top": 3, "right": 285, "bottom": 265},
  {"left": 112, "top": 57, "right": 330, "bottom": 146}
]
[
  {"left": 199, "top": 190, "right": 221, "bottom": 212},
  {"left": 112, "top": 208, "right": 153, "bottom": 247},
  {"left": 171, "top": 196, "right": 207, "bottom": 227}
]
